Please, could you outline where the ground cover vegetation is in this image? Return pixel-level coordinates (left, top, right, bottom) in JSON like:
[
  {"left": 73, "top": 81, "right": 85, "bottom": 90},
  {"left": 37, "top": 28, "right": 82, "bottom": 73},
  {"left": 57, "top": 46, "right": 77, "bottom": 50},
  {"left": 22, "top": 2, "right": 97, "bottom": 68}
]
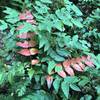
[{"left": 0, "top": 0, "right": 100, "bottom": 100}]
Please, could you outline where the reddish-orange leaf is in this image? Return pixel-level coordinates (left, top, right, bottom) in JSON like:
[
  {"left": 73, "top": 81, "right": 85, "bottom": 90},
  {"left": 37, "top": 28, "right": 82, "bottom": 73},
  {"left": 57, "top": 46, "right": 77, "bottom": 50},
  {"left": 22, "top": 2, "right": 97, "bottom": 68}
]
[
  {"left": 16, "top": 41, "right": 36, "bottom": 48},
  {"left": 19, "top": 13, "right": 26, "bottom": 20},
  {"left": 31, "top": 59, "right": 39, "bottom": 65},
  {"left": 63, "top": 60, "right": 71, "bottom": 67},
  {"left": 25, "top": 10, "right": 33, "bottom": 20},
  {"left": 75, "top": 57, "right": 82, "bottom": 63},
  {"left": 84, "top": 61, "right": 94, "bottom": 67},
  {"left": 81, "top": 56, "right": 87, "bottom": 61},
  {"left": 17, "top": 49, "right": 31, "bottom": 56},
  {"left": 78, "top": 62, "right": 85, "bottom": 70},
  {"left": 18, "top": 48, "right": 38, "bottom": 56},
  {"left": 46, "top": 75, "right": 53, "bottom": 89},
  {"left": 71, "top": 58, "right": 76, "bottom": 64},
  {"left": 56, "top": 63, "right": 62, "bottom": 67},
  {"left": 19, "top": 11, "right": 33, "bottom": 20},
  {"left": 26, "top": 19, "right": 36, "bottom": 24},
  {"left": 57, "top": 70, "right": 67, "bottom": 78},
  {"left": 64, "top": 66, "right": 74, "bottom": 76},
  {"left": 87, "top": 55, "right": 91, "bottom": 59},
  {"left": 16, "top": 25, "right": 24, "bottom": 30},
  {"left": 30, "top": 48, "right": 39, "bottom": 55},
  {"left": 72, "top": 64, "right": 83, "bottom": 72}
]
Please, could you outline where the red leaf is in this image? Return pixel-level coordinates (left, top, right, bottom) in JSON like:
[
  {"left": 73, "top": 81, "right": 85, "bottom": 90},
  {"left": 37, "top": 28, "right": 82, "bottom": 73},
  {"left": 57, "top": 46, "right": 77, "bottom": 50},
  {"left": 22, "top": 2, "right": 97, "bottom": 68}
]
[
  {"left": 16, "top": 40, "right": 36, "bottom": 48},
  {"left": 16, "top": 33, "right": 35, "bottom": 39},
  {"left": 30, "top": 48, "right": 39, "bottom": 55},
  {"left": 18, "top": 49, "right": 31, "bottom": 56},
  {"left": 75, "top": 57, "right": 82, "bottom": 63},
  {"left": 84, "top": 61, "right": 94, "bottom": 67},
  {"left": 19, "top": 13, "right": 26, "bottom": 20},
  {"left": 56, "top": 63, "right": 62, "bottom": 67},
  {"left": 72, "top": 64, "right": 83, "bottom": 72},
  {"left": 78, "top": 62, "right": 85, "bottom": 70},
  {"left": 71, "top": 58, "right": 76, "bottom": 64},
  {"left": 19, "top": 10, "right": 33, "bottom": 20},
  {"left": 31, "top": 59, "right": 39, "bottom": 65},
  {"left": 87, "top": 55, "right": 91, "bottom": 60},
  {"left": 63, "top": 60, "right": 71, "bottom": 67},
  {"left": 25, "top": 10, "right": 33, "bottom": 20},
  {"left": 46, "top": 75, "right": 53, "bottom": 89},
  {"left": 64, "top": 66, "right": 74, "bottom": 76},
  {"left": 16, "top": 25, "right": 24, "bottom": 30},
  {"left": 81, "top": 56, "right": 87, "bottom": 61},
  {"left": 17, "top": 48, "right": 38, "bottom": 56},
  {"left": 57, "top": 70, "right": 67, "bottom": 78},
  {"left": 26, "top": 19, "right": 36, "bottom": 24}
]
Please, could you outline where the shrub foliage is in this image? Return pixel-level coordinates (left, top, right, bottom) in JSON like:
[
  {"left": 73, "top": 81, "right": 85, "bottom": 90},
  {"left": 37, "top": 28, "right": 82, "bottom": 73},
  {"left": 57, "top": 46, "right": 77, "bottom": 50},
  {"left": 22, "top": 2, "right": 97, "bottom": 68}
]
[{"left": 0, "top": 0, "right": 100, "bottom": 100}]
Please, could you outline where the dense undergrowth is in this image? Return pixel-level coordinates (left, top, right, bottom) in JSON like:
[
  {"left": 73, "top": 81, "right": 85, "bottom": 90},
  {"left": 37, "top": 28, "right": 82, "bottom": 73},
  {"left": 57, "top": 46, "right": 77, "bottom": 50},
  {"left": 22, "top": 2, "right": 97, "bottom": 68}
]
[{"left": 0, "top": 0, "right": 100, "bottom": 100}]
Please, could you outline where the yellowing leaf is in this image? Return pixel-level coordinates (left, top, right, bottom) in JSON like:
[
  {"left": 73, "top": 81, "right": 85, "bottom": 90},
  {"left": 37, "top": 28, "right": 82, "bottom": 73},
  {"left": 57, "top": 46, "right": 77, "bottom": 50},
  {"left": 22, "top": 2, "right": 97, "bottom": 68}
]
[
  {"left": 31, "top": 59, "right": 39, "bottom": 65},
  {"left": 30, "top": 48, "right": 39, "bottom": 55}
]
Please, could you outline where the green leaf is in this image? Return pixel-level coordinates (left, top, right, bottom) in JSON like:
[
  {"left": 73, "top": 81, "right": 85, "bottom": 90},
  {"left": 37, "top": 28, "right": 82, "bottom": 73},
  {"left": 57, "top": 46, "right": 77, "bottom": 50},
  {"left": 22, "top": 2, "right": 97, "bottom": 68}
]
[
  {"left": 55, "top": 8, "right": 73, "bottom": 27},
  {"left": 38, "top": 18, "right": 53, "bottom": 32},
  {"left": 96, "top": 96, "right": 100, "bottom": 100},
  {"left": 72, "top": 4, "right": 83, "bottom": 16},
  {"left": 61, "top": 82, "right": 69, "bottom": 98},
  {"left": 0, "top": 72, "right": 5, "bottom": 85},
  {"left": 44, "top": 41, "right": 50, "bottom": 51},
  {"left": 53, "top": 78, "right": 61, "bottom": 92},
  {"left": 40, "top": 0, "right": 52, "bottom": 3},
  {"left": 62, "top": 19, "right": 73, "bottom": 27},
  {"left": 57, "top": 37, "right": 65, "bottom": 48},
  {"left": 70, "top": 84, "right": 81, "bottom": 91},
  {"left": 0, "top": 20, "right": 8, "bottom": 31},
  {"left": 39, "top": 36, "right": 46, "bottom": 48},
  {"left": 72, "top": 35, "right": 78, "bottom": 42},
  {"left": 21, "top": 90, "right": 55, "bottom": 100},
  {"left": 56, "top": 48, "right": 70, "bottom": 57},
  {"left": 80, "top": 94, "right": 92, "bottom": 100},
  {"left": 49, "top": 49, "right": 65, "bottom": 62},
  {"left": 3, "top": 7, "right": 19, "bottom": 17},
  {"left": 28, "top": 68, "right": 35, "bottom": 80},
  {"left": 3, "top": 7, "right": 19, "bottom": 23},
  {"left": 19, "top": 23, "right": 35, "bottom": 34},
  {"left": 64, "top": 76, "right": 79, "bottom": 84},
  {"left": 95, "top": 54, "right": 100, "bottom": 69},
  {"left": 48, "top": 61, "right": 56, "bottom": 74},
  {"left": 39, "top": 35, "right": 50, "bottom": 51},
  {"left": 64, "top": 36, "right": 71, "bottom": 47},
  {"left": 8, "top": 71, "right": 15, "bottom": 84},
  {"left": 41, "top": 76, "right": 45, "bottom": 85},
  {"left": 34, "top": 1, "right": 49, "bottom": 14},
  {"left": 95, "top": 85, "right": 100, "bottom": 94},
  {"left": 6, "top": 18, "right": 19, "bottom": 24},
  {"left": 53, "top": 19, "right": 65, "bottom": 31},
  {"left": 34, "top": 75, "right": 40, "bottom": 83},
  {"left": 55, "top": 66, "right": 63, "bottom": 73},
  {"left": 12, "top": 0, "right": 23, "bottom": 4},
  {"left": 78, "top": 77, "right": 90, "bottom": 87},
  {"left": 4, "top": 38, "right": 16, "bottom": 50},
  {"left": 17, "top": 86, "right": 26, "bottom": 97},
  {"left": 71, "top": 18, "right": 83, "bottom": 28}
]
